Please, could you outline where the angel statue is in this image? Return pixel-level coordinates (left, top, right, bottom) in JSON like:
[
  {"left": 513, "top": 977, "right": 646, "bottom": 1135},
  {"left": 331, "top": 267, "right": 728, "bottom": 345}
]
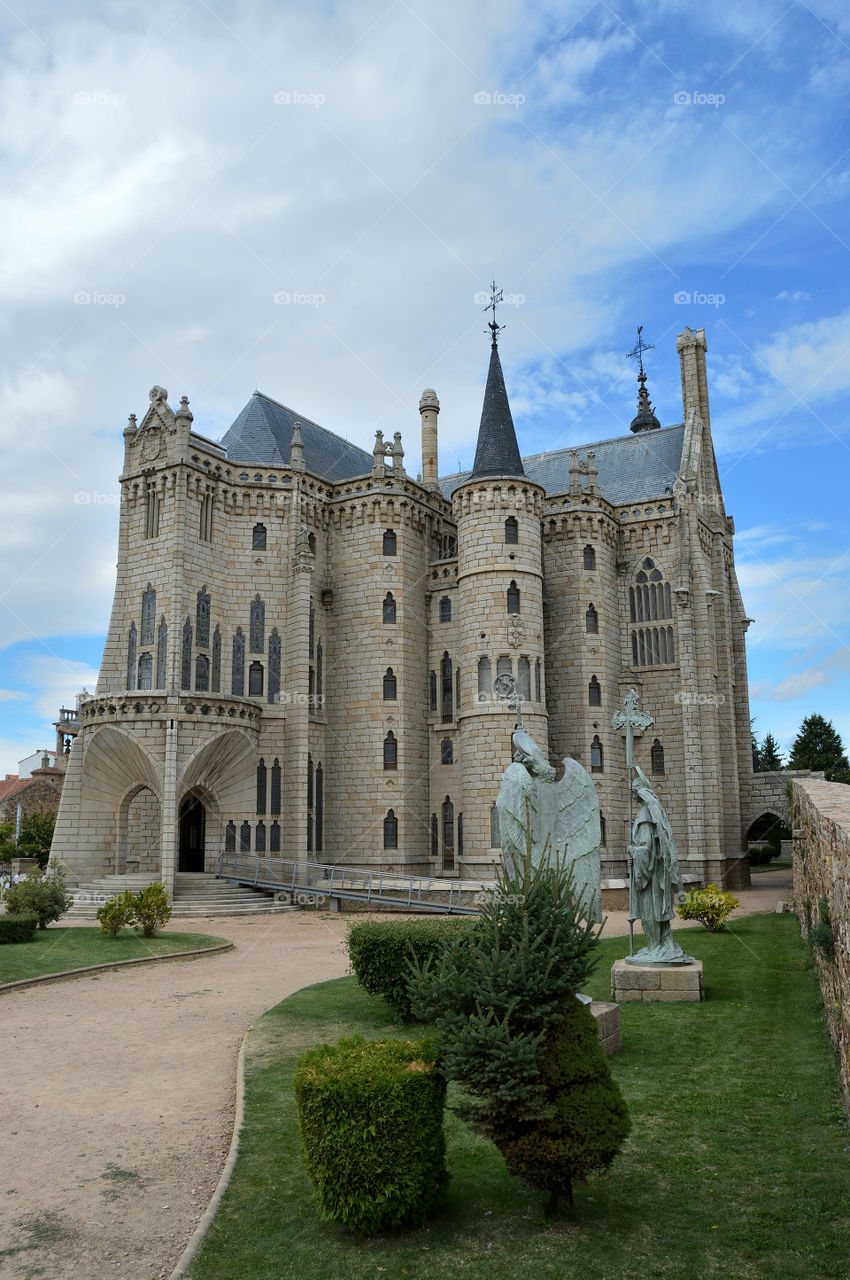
[
  {"left": 495, "top": 729, "right": 602, "bottom": 923},
  {"left": 627, "top": 766, "right": 694, "bottom": 965}
]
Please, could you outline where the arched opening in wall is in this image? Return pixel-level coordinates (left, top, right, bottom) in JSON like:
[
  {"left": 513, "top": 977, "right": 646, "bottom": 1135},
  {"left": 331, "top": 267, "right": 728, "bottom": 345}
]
[
  {"left": 178, "top": 795, "right": 206, "bottom": 872},
  {"left": 745, "top": 812, "right": 791, "bottom": 865},
  {"left": 117, "top": 785, "right": 162, "bottom": 876},
  {"left": 441, "top": 796, "right": 455, "bottom": 871}
]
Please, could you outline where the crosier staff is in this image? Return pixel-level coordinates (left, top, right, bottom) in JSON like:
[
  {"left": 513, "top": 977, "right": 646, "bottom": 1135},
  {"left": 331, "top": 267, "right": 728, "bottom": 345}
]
[{"left": 611, "top": 689, "right": 654, "bottom": 956}]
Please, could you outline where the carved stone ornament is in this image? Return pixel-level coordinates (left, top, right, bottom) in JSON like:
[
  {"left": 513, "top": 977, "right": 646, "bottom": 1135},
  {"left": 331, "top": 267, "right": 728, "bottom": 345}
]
[
  {"left": 141, "top": 430, "right": 162, "bottom": 462},
  {"left": 507, "top": 619, "right": 525, "bottom": 648}
]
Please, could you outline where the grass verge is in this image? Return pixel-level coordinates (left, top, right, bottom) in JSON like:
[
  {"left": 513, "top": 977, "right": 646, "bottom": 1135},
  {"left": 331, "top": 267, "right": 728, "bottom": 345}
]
[
  {"left": 186, "top": 914, "right": 850, "bottom": 1280},
  {"left": 0, "top": 926, "right": 229, "bottom": 984}
]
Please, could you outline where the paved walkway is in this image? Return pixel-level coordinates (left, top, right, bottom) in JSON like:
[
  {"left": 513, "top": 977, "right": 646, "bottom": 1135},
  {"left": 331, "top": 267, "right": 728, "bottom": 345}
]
[{"left": 0, "top": 869, "right": 792, "bottom": 1280}]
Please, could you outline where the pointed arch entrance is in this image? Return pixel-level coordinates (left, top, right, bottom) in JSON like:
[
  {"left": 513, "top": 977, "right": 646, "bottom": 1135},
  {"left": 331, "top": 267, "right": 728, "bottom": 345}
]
[{"left": 179, "top": 795, "right": 206, "bottom": 872}]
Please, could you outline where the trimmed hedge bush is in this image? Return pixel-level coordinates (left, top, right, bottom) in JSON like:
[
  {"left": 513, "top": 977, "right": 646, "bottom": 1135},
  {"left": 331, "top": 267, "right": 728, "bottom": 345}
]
[
  {"left": 0, "top": 914, "right": 39, "bottom": 944},
  {"left": 6, "top": 866, "right": 72, "bottom": 928},
  {"left": 347, "top": 916, "right": 479, "bottom": 1019},
  {"left": 294, "top": 1035, "right": 447, "bottom": 1236},
  {"left": 676, "top": 883, "right": 739, "bottom": 932}
]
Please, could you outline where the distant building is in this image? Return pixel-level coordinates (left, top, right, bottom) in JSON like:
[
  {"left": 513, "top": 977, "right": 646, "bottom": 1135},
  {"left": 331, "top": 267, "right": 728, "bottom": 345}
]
[
  {"left": 0, "top": 753, "right": 64, "bottom": 828},
  {"left": 51, "top": 324, "right": 787, "bottom": 895}
]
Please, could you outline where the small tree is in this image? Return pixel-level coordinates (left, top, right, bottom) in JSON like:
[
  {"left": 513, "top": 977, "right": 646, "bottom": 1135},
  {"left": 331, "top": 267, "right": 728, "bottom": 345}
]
[
  {"left": 789, "top": 714, "right": 850, "bottom": 783},
  {"left": 759, "top": 732, "right": 784, "bottom": 772},
  {"left": 6, "top": 864, "right": 72, "bottom": 929},
  {"left": 131, "top": 883, "right": 172, "bottom": 937},
  {"left": 97, "top": 890, "right": 136, "bottom": 937},
  {"left": 409, "top": 843, "right": 630, "bottom": 1214}
]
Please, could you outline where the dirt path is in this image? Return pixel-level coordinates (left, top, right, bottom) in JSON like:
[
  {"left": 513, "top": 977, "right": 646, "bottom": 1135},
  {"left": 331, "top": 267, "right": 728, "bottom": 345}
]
[{"left": 0, "top": 870, "right": 792, "bottom": 1280}]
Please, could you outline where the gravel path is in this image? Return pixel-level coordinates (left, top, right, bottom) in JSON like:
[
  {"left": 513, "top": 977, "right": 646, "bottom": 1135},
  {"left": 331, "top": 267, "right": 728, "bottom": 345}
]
[{"left": 0, "top": 870, "right": 792, "bottom": 1279}]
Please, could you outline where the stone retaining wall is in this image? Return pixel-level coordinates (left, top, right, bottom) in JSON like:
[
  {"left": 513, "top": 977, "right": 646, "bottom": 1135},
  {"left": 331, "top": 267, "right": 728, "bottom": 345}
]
[{"left": 791, "top": 777, "right": 850, "bottom": 1110}]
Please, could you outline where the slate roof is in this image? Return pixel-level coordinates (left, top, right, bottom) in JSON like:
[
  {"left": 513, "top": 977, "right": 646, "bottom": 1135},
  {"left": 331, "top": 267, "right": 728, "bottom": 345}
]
[
  {"left": 471, "top": 342, "right": 525, "bottom": 479},
  {"left": 219, "top": 392, "right": 373, "bottom": 483},
  {"left": 439, "top": 424, "right": 685, "bottom": 505}
]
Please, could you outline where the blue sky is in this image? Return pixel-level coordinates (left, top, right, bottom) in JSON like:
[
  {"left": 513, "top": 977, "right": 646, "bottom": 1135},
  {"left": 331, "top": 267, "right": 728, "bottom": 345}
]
[{"left": 1, "top": 0, "right": 849, "bottom": 773}]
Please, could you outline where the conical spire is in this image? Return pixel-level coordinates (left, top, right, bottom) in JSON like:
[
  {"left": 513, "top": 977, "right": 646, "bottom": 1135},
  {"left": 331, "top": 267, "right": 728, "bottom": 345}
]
[{"left": 471, "top": 333, "right": 524, "bottom": 478}]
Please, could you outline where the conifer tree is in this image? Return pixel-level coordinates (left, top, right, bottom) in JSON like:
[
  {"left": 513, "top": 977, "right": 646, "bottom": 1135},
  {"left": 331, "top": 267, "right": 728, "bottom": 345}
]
[
  {"left": 408, "top": 842, "right": 630, "bottom": 1214},
  {"left": 789, "top": 714, "right": 850, "bottom": 783},
  {"left": 759, "top": 732, "right": 784, "bottom": 772}
]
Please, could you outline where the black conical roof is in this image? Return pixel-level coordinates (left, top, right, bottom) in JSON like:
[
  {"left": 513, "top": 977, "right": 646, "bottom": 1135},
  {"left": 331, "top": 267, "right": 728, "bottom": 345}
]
[{"left": 471, "top": 340, "right": 525, "bottom": 478}]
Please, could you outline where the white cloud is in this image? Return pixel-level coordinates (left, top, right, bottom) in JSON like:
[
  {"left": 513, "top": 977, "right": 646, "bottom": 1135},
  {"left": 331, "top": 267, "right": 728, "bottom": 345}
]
[
  {"left": 19, "top": 656, "right": 100, "bottom": 722},
  {"left": 0, "top": 689, "right": 26, "bottom": 703},
  {"left": 758, "top": 647, "right": 850, "bottom": 702}
]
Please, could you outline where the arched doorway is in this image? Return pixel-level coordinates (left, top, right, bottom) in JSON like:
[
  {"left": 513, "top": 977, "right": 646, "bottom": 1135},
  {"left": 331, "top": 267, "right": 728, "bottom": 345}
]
[
  {"left": 179, "top": 795, "right": 206, "bottom": 872},
  {"left": 745, "top": 812, "right": 791, "bottom": 866}
]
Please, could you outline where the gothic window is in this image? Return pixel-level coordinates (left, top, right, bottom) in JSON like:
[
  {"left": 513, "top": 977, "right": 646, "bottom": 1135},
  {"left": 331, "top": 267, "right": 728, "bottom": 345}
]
[
  {"left": 383, "top": 731, "right": 397, "bottom": 770},
  {"left": 600, "top": 814, "right": 607, "bottom": 846},
  {"left": 250, "top": 596, "right": 265, "bottom": 653},
  {"left": 504, "top": 516, "right": 518, "bottom": 544},
  {"left": 496, "top": 655, "right": 512, "bottom": 679},
  {"left": 232, "top": 628, "right": 245, "bottom": 696},
  {"left": 441, "top": 738, "right": 453, "bottom": 765},
  {"left": 630, "top": 560, "right": 676, "bottom": 667},
  {"left": 196, "top": 587, "right": 210, "bottom": 648},
  {"left": 315, "top": 764, "right": 323, "bottom": 852},
  {"left": 441, "top": 652, "right": 453, "bottom": 722},
  {"left": 590, "top": 735, "right": 604, "bottom": 772},
  {"left": 307, "top": 813, "right": 313, "bottom": 853},
  {"left": 307, "top": 754, "right": 314, "bottom": 810},
  {"left": 211, "top": 626, "right": 221, "bottom": 692},
  {"left": 517, "top": 656, "right": 531, "bottom": 701},
  {"left": 309, "top": 606, "right": 315, "bottom": 659},
  {"left": 156, "top": 618, "right": 167, "bottom": 689},
  {"left": 535, "top": 658, "right": 542, "bottom": 702},
  {"left": 181, "top": 619, "right": 192, "bottom": 690},
  {"left": 583, "top": 545, "right": 596, "bottom": 571},
  {"left": 586, "top": 604, "right": 598, "bottom": 633},
  {"left": 383, "top": 668, "right": 397, "bottom": 700},
  {"left": 137, "top": 653, "right": 152, "bottom": 690},
  {"left": 257, "top": 759, "right": 267, "bottom": 814},
  {"left": 651, "top": 738, "right": 665, "bottom": 775},
  {"left": 145, "top": 485, "right": 160, "bottom": 539},
  {"left": 441, "top": 797, "right": 454, "bottom": 870},
  {"left": 270, "top": 821, "right": 281, "bottom": 852},
  {"left": 268, "top": 629, "right": 281, "bottom": 704},
  {"left": 382, "top": 592, "right": 396, "bottom": 624},
  {"left": 477, "top": 656, "right": 491, "bottom": 703},
  {"left": 490, "top": 803, "right": 501, "bottom": 849},
  {"left": 195, "top": 654, "right": 209, "bottom": 692},
  {"left": 316, "top": 640, "right": 323, "bottom": 706},
  {"left": 383, "top": 528, "right": 397, "bottom": 556},
  {"left": 141, "top": 585, "right": 156, "bottom": 645},
  {"left": 439, "top": 596, "right": 452, "bottom": 622},
  {"left": 455, "top": 667, "right": 461, "bottom": 710},
  {"left": 431, "top": 814, "right": 438, "bottom": 859},
  {"left": 457, "top": 813, "right": 463, "bottom": 858},
  {"left": 429, "top": 670, "right": 437, "bottom": 711},
  {"left": 199, "top": 492, "right": 213, "bottom": 541},
  {"left": 383, "top": 809, "right": 398, "bottom": 850},
  {"left": 127, "top": 622, "right": 137, "bottom": 690},
  {"left": 249, "top": 662, "right": 264, "bottom": 697},
  {"left": 506, "top": 580, "right": 520, "bottom": 614},
  {"left": 588, "top": 675, "right": 601, "bottom": 706},
  {"left": 255, "top": 820, "right": 266, "bottom": 852},
  {"left": 240, "top": 821, "right": 251, "bottom": 852},
  {"left": 271, "top": 759, "right": 281, "bottom": 814},
  {"left": 225, "top": 821, "right": 236, "bottom": 853},
  {"left": 252, "top": 523, "right": 267, "bottom": 550}
]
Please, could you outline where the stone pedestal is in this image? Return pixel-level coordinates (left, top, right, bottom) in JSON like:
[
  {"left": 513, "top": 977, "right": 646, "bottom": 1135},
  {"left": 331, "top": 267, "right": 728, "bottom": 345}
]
[
  {"left": 590, "top": 1000, "right": 622, "bottom": 1055},
  {"left": 611, "top": 958, "right": 704, "bottom": 1003}
]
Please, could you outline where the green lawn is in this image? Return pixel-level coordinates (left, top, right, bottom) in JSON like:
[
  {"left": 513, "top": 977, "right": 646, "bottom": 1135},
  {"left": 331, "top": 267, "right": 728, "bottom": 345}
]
[
  {"left": 187, "top": 914, "right": 850, "bottom": 1280},
  {"left": 0, "top": 926, "right": 229, "bottom": 984}
]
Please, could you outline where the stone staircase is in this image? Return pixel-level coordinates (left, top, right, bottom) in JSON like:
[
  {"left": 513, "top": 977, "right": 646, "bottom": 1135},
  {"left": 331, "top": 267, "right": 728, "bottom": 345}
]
[{"left": 65, "top": 872, "right": 294, "bottom": 920}]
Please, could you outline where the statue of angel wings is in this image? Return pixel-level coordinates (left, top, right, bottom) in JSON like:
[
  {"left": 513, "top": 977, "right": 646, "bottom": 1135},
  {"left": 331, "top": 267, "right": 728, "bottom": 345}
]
[{"left": 495, "top": 729, "right": 602, "bottom": 922}]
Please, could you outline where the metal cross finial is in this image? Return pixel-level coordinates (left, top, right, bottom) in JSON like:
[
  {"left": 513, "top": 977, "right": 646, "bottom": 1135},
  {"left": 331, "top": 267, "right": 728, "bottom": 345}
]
[
  {"left": 627, "top": 325, "right": 655, "bottom": 378},
  {"left": 483, "top": 279, "right": 505, "bottom": 346}
]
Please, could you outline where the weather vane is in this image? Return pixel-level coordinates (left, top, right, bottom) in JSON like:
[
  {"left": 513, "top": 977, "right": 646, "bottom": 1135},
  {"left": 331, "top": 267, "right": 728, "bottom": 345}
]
[
  {"left": 483, "top": 279, "right": 505, "bottom": 345},
  {"left": 627, "top": 325, "right": 654, "bottom": 378}
]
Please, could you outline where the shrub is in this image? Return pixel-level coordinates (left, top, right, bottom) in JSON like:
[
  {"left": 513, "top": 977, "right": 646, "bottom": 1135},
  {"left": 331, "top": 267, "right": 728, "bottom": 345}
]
[
  {"left": 347, "top": 916, "right": 479, "bottom": 1019},
  {"left": 676, "top": 883, "right": 739, "bottom": 932},
  {"left": 96, "top": 890, "right": 136, "bottom": 937},
  {"left": 294, "top": 1035, "right": 446, "bottom": 1236},
  {"left": 809, "top": 896, "right": 835, "bottom": 962},
  {"left": 130, "top": 883, "right": 171, "bottom": 937},
  {"left": 748, "top": 845, "right": 775, "bottom": 866},
  {"left": 0, "top": 914, "right": 39, "bottom": 944},
  {"left": 6, "top": 865, "right": 72, "bottom": 929}
]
